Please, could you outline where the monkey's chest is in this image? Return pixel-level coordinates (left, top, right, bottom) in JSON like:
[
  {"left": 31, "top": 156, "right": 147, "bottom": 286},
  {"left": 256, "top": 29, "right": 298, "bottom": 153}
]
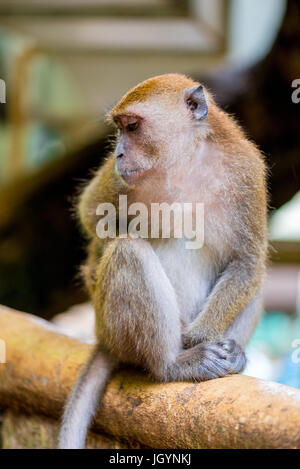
[{"left": 151, "top": 239, "right": 214, "bottom": 326}]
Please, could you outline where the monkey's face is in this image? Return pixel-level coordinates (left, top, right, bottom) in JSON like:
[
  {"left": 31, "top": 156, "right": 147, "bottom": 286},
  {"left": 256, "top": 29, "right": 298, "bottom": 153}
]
[
  {"left": 111, "top": 77, "right": 210, "bottom": 186},
  {"left": 113, "top": 113, "right": 156, "bottom": 185}
]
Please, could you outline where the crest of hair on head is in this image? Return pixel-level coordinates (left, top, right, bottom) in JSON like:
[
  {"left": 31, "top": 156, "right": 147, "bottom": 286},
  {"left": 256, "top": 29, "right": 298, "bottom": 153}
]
[{"left": 107, "top": 73, "right": 199, "bottom": 120}]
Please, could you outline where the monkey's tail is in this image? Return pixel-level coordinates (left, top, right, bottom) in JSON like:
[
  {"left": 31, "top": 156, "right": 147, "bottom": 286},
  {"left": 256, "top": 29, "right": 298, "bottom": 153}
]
[{"left": 58, "top": 347, "right": 116, "bottom": 449}]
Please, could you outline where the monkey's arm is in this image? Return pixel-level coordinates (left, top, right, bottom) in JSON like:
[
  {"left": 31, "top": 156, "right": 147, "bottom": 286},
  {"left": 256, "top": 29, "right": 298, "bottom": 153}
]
[
  {"left": 78, "top": 156, "right": 124, "bottom": 238},
  {"left": 78, "top": 157, "right": 125, "bottom": 296},
  {"left": 80, "top": 238, "right": 103, "bottom": 297},
  {"left": 182, "top": 253, "right": 265, "bottom": 347}
]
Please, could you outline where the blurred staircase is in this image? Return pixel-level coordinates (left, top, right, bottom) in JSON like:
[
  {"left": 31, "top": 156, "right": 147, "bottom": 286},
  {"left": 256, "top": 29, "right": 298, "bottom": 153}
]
[
  {"left": 0, "top": 0, "right": 228, "bottom": 116},
  {"left": 0, "top": 0, "right": 229, "bottom": 228}
]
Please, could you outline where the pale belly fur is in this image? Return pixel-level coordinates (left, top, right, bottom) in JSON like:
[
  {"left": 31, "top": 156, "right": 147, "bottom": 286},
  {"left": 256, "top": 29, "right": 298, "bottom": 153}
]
[{"left": 151, "top": 238, "right": 215, "bottom": 327}]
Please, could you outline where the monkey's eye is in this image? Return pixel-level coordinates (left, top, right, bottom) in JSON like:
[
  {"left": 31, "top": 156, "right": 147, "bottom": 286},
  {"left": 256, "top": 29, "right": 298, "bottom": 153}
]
[
  {"left": 186, "top": 99, "right": 198, "bottom": 111},
  {"left": 126, "top": 121, "right": 139, "bottom": 132}
]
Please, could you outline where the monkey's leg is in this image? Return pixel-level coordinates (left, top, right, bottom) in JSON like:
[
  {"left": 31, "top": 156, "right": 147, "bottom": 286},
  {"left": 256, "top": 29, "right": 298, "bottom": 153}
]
[
  {"left": 94, "top": 237, "right": 182, "bottom": 378},
  {"left": 94, "top": 238, "right": 245, "bottom": 383}
]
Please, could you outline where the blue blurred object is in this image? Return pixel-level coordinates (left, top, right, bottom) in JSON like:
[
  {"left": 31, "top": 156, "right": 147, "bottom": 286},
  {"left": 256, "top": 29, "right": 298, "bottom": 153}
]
[
  {"left": 277, "top": 354, "right": 300, "bottom": 388},
  {"left": 245, "top": 311, "right": 300, "bottom": 388}
]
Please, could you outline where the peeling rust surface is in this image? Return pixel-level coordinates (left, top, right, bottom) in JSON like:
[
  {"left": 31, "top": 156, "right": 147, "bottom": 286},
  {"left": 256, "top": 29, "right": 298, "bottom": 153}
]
[{"left": 0, "top": 306, "right": 300, "bottom": 449}]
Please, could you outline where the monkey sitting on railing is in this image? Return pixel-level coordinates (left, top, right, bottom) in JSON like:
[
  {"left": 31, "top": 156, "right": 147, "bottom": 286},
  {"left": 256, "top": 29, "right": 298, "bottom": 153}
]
[{"left": 58, "top": 74, "right": 267, "bottom": 449}]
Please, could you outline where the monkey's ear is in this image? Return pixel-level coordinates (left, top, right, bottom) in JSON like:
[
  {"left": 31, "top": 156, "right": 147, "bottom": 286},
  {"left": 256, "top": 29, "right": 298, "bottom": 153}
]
[{"left": 186, "top": 85, "right": 208, "bottom": 121}]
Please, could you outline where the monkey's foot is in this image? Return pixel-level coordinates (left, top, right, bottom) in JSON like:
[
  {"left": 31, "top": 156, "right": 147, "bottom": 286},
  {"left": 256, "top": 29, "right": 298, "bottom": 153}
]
[{"left": 174, "top": 339, "right": 246, "bottom": 381}]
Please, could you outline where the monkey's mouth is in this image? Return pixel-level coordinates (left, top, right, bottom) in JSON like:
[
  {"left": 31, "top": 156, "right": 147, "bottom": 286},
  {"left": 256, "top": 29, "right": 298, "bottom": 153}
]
[
  {"left": 118, "top": 167, "right": 144, "bottom": 185},
  {"left": 119, "top": 168, "right": 141, "bottom": 176},
  {"left": 116, "top": 162, "right": 145, "bottom": 184}
]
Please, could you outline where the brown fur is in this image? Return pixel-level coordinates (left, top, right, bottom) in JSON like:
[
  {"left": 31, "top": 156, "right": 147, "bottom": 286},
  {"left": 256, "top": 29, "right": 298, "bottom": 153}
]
[
  {"left": 80, "top": 75, "right": 268, "bottom": 344},
  {"left": 59, "top": 74, "right": 267, "bottom": 449},
  {"left": 108, "top": 73, "right": 198, "bottom": 117}
]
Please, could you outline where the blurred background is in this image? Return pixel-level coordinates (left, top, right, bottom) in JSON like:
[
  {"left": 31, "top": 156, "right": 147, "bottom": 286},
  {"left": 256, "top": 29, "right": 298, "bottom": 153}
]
[{"left": 0, "top": 0, "right": 299, "bottom": 386}]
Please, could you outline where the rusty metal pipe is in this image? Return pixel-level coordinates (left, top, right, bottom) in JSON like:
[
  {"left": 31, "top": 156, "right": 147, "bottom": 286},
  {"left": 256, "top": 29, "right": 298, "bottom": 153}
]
[{"left": 0, "top": 305, "right": 300, "bottom": 449}]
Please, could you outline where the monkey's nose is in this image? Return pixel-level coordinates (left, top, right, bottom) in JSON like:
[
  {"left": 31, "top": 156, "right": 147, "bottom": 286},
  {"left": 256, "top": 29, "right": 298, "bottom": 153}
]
[{"left": 117, "top": 153, "right": 124, "bottom": 159}]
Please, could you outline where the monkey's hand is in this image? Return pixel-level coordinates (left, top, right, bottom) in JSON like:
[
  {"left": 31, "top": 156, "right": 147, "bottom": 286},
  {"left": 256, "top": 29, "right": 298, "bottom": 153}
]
[{"left": 177, "top": 339, "right": 247, "bottom": 380}]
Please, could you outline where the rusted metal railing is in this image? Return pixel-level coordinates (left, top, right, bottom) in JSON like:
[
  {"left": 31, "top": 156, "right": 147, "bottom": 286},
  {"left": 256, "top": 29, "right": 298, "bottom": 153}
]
[{"left": 0, "top": 305, "right": 300, "bottom": 449}]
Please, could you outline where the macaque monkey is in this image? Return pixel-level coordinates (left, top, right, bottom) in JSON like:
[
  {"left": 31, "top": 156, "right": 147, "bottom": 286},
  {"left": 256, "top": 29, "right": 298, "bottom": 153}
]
[{"left": 58, "top": 74, "right": 267, "bottom": 448}]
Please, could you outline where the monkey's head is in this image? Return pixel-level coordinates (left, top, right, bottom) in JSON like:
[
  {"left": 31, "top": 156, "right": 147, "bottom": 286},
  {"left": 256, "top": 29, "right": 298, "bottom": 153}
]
[{"left": 108, "top": 74, "right": 210, "bottom": 186}]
